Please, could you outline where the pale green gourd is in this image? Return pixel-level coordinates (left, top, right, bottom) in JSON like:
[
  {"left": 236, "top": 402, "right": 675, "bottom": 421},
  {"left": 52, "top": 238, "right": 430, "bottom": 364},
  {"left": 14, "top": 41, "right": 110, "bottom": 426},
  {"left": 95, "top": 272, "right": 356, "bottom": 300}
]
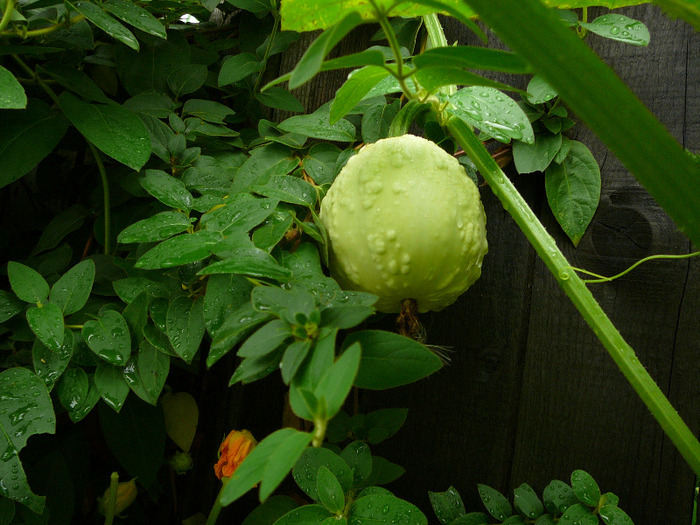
[{"left": 320, "top": 134, "right": 488, "bottom": 313}]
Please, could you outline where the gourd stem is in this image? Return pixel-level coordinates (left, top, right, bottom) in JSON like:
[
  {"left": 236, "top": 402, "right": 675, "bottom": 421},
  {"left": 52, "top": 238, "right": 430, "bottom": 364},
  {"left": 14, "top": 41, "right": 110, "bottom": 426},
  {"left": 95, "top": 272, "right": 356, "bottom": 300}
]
[{"left": 446, "top": 117, "right": 700, "bottom": 475}]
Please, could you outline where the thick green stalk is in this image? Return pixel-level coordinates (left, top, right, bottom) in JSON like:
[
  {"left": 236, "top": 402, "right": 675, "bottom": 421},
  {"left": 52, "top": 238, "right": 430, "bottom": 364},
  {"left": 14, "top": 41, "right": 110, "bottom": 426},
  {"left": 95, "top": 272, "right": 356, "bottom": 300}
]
[
  {"left": 447, "top": 117, "right": 700, "bottom": 475},
  {"left": 0, "top": 0, "right": 15, "bottom": 33},
  {"left": 104, "top": 472, "right": 119, "bottom": 525}
]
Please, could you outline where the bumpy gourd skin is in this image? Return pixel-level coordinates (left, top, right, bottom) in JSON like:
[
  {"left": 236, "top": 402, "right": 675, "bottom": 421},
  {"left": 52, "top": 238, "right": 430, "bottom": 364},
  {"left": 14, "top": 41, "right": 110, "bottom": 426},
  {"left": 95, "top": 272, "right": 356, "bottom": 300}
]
[{"left": 320, "top": 134, "right": 488, "bottom": 313}]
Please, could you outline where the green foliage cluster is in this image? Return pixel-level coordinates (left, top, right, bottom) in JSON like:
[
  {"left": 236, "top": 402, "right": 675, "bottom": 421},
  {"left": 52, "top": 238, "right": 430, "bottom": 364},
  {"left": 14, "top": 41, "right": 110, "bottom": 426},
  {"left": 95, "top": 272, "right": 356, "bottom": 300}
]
[{"left": 0, "top": 0, "right": 697, "bottom": 523}]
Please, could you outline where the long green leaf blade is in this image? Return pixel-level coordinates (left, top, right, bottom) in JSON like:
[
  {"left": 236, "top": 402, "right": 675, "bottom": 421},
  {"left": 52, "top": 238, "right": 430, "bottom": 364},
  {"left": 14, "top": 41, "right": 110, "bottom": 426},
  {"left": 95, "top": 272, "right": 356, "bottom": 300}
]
[{"left": 461, "top": 0, "right": 700, "bottom": 246}]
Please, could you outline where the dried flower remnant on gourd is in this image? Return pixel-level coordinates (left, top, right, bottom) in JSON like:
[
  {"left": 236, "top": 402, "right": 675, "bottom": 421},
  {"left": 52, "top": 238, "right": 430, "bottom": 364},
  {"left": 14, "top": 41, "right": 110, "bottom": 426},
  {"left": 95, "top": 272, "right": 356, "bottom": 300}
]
[{"left": 214, "top": 429, "right": 257, "bottom": 480}]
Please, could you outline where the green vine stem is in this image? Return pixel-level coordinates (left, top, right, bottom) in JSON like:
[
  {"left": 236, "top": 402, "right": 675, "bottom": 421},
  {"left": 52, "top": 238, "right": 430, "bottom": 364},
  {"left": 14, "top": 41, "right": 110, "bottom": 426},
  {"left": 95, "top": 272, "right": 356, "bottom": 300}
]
[
  {"left": 446, "top": 116, "right": 700, "bottom": 476},
  {"left": 11, "top": 53, "right": 112, "bottom": 255},
  {"left": 0, "top": 0, "right": 16, "bottom": 33},
  {"left": 1, "top": 12, "right": 85, "bottom": 38},
  {"left": 568, "top": 251, "right": 700, "bottom": 284},
  {"left": 205, "top": 480, "right": 227, "bottom": 525}
]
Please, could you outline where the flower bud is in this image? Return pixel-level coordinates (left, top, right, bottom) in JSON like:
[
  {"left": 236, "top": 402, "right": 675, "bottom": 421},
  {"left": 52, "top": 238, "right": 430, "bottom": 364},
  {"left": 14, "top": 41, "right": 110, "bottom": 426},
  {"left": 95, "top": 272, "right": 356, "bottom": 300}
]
[
  {"left": 98, "top": 478, "right": 137, "bottom": 516},
  {"left": 169, "top": 450, "right": 194, "bottom": 474},
  {"left": 213, "top": 429, "right": 256, "bottom": 480}
]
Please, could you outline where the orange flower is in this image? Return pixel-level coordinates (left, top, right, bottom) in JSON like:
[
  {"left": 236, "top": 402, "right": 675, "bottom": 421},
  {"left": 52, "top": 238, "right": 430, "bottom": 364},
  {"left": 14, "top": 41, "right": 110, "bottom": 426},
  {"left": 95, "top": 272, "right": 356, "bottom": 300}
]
[{"left": 213, "top": 429, "right": 256, "bottom": 480}]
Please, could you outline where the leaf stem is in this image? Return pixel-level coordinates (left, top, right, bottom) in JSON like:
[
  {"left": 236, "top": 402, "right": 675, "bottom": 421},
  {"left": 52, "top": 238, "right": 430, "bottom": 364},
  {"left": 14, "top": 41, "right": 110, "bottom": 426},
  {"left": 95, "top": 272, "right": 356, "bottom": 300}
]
[
  {"left": 0, "top": 0, "right": 16, "bottom": 34},
  {"left": 88, "top": 143, "right": 111, "bottom": 255},
  {"left": 369, "top": 0, "right": 413, "bottom": 98},
  {"left": 253, "top": 14, "right": 279, "bottom": 94},
  {"left": 446, "top": 116, "right": 700, "bottom": 476},
  {"left": 205, "top": 481, "right": 227, "bottom": 525},
  {"left": 1, "top": 13, "right": 85, "bottom": 38}
]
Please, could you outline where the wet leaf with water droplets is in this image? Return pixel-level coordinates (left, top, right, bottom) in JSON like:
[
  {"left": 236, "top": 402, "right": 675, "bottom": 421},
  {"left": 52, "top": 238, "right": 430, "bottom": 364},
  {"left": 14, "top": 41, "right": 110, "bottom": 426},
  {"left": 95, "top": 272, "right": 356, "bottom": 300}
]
[
  {"left": 429, "top": 485, "right": 466, "bottom": 525},
  {"left": 82, "top": 310, "right": 131, "bottom": 366},
  {"left": 579, "top": 14, "right": 649, "bottom": 46},
  {"left": 349, "top": 493, "right": 427, "bottom": 524},
  {"left": 274, "top": 504, "right": 333, "bottom": 524},
  {"left": 542, "top": 479, "right": 577, "bottom": 515},
  {"left": 570, "top": 470, "right": 601, "bottom": 507},
  {"left": 545, "top": 140, "right": 601, "bottom": 246},
  {"left": 103, "top": 0, "right": 166, "bottom": 38},
  {"left": 66, "top": 0, "right": 139, "bottom": 50},
  {"left": 26, "top": 303, "right": 64, "bottom": 352},
  {"left": 166, "top": 296, "right": 205, "bottom": 364},
  {"left": 95, "top": 362, "right": 130, "bottom": 412},
  {"left": 32, "top": 330, "right": 74, "bottom": 390},
  {"left": 118, "top": 212, "right": 192, "bottom": 244},
  {"left": 558, "top": 503, "right": 597, "bottom": 525},
  {"left": 59, "top": 91, "right": 150, "bottom": 170},
  {"left": 449, "top": 87, "right": 534, "bottom": 145},
  {"left": 279, "top": 103, "right": 356, "bottom": 142},
  {"left": 293, "top": 446, "right": 353, "bottom": 501},
  {"left": 316, "top": 465, "right": 345, "bottom": 513},
  {"left": 513, "top": 483, "right": 544, "bottom": 519},
  {"left": 477, "top": 484, "right": 512, "bottom": 521},
  {"left": 49, "top": 259, "right": 95, "bottom": 315},
  {"left": 0, "top": 368, "right": 55, "bottom": 513},
  {"left": 7, "top": 261, "right": 49, "bottom": 304}
]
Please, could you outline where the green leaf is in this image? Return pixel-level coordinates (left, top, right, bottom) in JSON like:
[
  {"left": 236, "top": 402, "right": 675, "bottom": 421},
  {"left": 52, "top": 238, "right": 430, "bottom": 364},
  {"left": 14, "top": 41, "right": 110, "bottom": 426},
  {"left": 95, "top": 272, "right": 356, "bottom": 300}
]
[
  {"left": 280, "top": 0, "right": 476, "bottom": 32},
  {"left": 56, "top": 367, "right": 89, "bottom": 412},
  {"left": 364, "top": 408, "right": 408, "bottom": 444},
  {"left": 526, "top": 75, "right": 558, "bottom": 104},
  {"left": 362, "top": 99, "right": 400, "bottom": 144},
  {"left": 237, "top": 319, "right": 291, "bottom": 358},
  {"left": 98, "top": 397, "right": 166, "bottom": 487},
  {"left": 168, "top": 64, "right": 208, "bottom": 97},
  {"left": 340, "top": 440, "right": 372, "bottom": 486},
  {"left": 208, "top": 306, "right": 270, "bottom": 366},
  {"left": 124, "top": 93, "right": 176, "bottom": 118},
  {"left": 0, "top": 101, "right": 69, "bottom": 189},
  {"left": 255, "top": 87, "right": 305, "bottom": 113},
  {"left": 0, "top": 498, "right": 15, "bottom": 523},
  {"left": 233, "top": 143, "right": 299, "bottom": 192},
  {"left": 293, "top": 447, "right": 353, "bottom": 500},
  {"left": 542, "top": 480, "right": 578, "bottom": 514},
  {"left": 570, "top": 470, "right": 601, "bottom": 507},
  {"left": 182, "top": 99, "right": 235, "bottom": 123},
  {"left": 0, "top": 66, "right": 27, "bottom": 109},
  {"left": 241, "top": 495, "right": 299, "bottom": 525},
  {"left": 103, "top": 0, "right": 167, "bottom": 38},
  {"left": 59, "top": 92, "right": 151, "bottom": 171},
  {"left": 220, "top": 428, "right": 313, "bottom": 505},
  {"left": 652, "top": 0, "right": 700, "bottom": 31},
  {"left": 218, "top": 52, "right": 264, "bottom": 86},
  {"left": 203, "top": 274, "right": 253, "bottom": 337},
  {"left": 513, "top": 483, "right": 544, "bottom": 520},
  {"left": 94, "top": 362, "right": 130, "bottom": 412},
  {"left": 280, "top": 340, "right": 312, "bottom": 385},
  {"left": 7, "top": 261, "right": 49, "bottom": 303},
  {"left": 451, "top": 512, "right": 490, "bottom": 525},
  {"left": 461, "top": 0, "right": 700, "bottom": 246},
  {"left": 135, "top": 231, "right": 221, "bottom": 269},
  {"left": 544, "top": 140, "right": 601, "bottom": 246},
  {"left": 166, "top": 296, "right": 205, "bottom": 363},
  {"left": 82, "top": 310, "right": 131, "bottom": 366},
  {"left": 448, "top": 87, "right": 534, "bottom": 144},
  {"left": 279, "top": 103, "right": 356, "bottom": 142},
  {"left": 321, "top": 305, "right": 374, "bottom": 330},
  {"left": 27, "top": 303, "right": 64, "bottom": 352},
  {"left": 303, "top": 143, "right": 342, "bottom": 185},
  {"left": 200, "top": 250, "right": 292, "bottom": 282},
  {"left": 513, "top": 133, "right": 562, "bottom": 174},
  {"left": 430, "top": 486, "right": 466, "bottom": 525},
  {"left": 349, "top": 493, "right": 427, "bottom": 524},
  {"left": 317, "top": 466, "right": 345, "bottom": 513},
  {"left": 49, "top": 259, "right": 95, "bottom": 315},
  {"left": 229, "top": 346, "right": 285, "bottom": 385},
  {"left": 288, "top": 11, "right": 364, "bottom": 88},
  {"left": 251, "top": 174, "right": 317, "bottom": 207},
  {"left": 414, "top": 46, "right": 530, "bottom": 74},
  {"left": 253, "top": 211, "right": 294, "bottom": 251},
  {"left": 0, "top": 368, "right": 55, "bottom": 514},
  {"left": 30, "top": 204, "right": 89, "bottom": 257},
  {"left": 66, "top": 377, "right": 100, "bottom": 423},
  {"left": 67, "top": 1, "right": 139, "bottom": 50},
  {"left": 0, "top": 290, "right": 24, "bottom": 323},
  {"left": 477, "top": 484, "right": 512, "bottom": 521},
  {"left": 343, "top": 330, "right": 442, "bottom": 390},
  {"left": 38, "top": 61, "right": 109, "bottom": 103},
  {"left": 139, "top": 169, "right": 194, "bottom": 211},
  {"left": 330, "top": 66, "right": 391, "bottom": 124},
  {"left": 316, "top": 343, "right": 361, "bottom": 419},
  {"left": 118, "top": 211, "right": 192, "bottom": 244},
  {"left": 598, "top": 504, "right": 634, "bottom": 524},
  {"left": 558, "top": 503, "right": 597, "bottom": 525},
  {"left": 201, "top": 192, "right": 277, "bottom": 233},
  {"left": 32, "top": 330, "right": 74, "bottom": 390},
  {"left": 362, "top": 456, "right": 405, "bottom": 487},
  {"left": 113, "top": 277, "right": 172, "bottom": 304},
  {"left": 124, "top": 340, "right": 170, "bottom": 405},
  {"left": 580, "top": 14, "right": 649, "bottom": 46},
  {"left": 275, "top": 505, "right": 333, "bottom": 524}
]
